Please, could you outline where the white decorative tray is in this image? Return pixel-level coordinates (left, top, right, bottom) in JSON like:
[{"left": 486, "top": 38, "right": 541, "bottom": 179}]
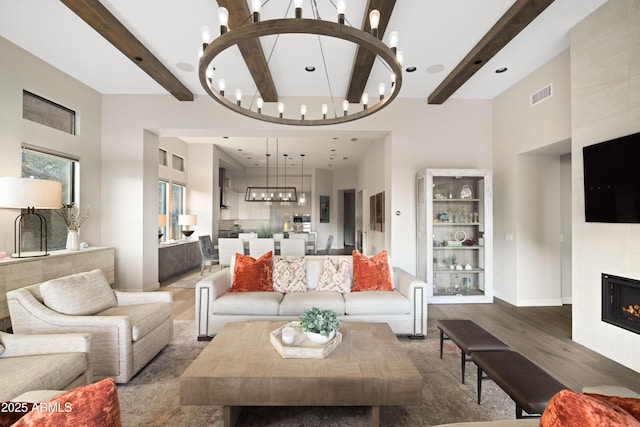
[{"left": 270, "top": 321, "right": 342, "bottom": 359}]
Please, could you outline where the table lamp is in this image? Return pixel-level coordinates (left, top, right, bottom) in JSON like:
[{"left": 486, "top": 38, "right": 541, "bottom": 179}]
[
  {"left": 158, "top": 214, "right": 167, "bottom": 242},
  {"left": 0, "top": 177, "right": 62, "bottom": 258},
  {"left": 178, "top": 214, "right": 197, "bottom": 239}
]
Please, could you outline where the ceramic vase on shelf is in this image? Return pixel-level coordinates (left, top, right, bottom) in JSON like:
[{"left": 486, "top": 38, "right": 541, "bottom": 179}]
[
  {"left": 66, "top": 229, "right": 79, "bottom": 251},
  {"left": 306, "top": 329, "right": 335, "bottom": 344}
]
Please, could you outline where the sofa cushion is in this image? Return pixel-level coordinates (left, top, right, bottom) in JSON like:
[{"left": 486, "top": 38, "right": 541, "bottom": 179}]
[
  {"left": 344, "top": 290, "right": 410, "bottom": 315},
  {"left": 272, "top": 256, "right": 307, "bottom": 293},
  {"left": 351, "top": 250, "right": 393, "bottom": 291},
  {"left": 586, "top": 394, "right": 640, "bottom": 421},
  {"left": 230, "top": 251, "right": 273, "bottom": 292},
  {"left": 12, "top": 378, "right": 121, "bottom": 427},
  {"left": 316, "top": 257, "right": 351, "bottom": 293},
  {"left": 213, "top": 292, "right": 283, "bottom": 315},
  {"left": 0, "top": 353, "right": 88, "bottom": 402},
  {"left": 279, "top": 291, "right": 346, "bottom": 316},
  {"left": 98, "top": 303, "right": 172, "bottom": 341},
  {"left": 540, "top": 389, "right": 640, "bottom": 427},
  {"left": 40, "top": 269, "right": 116, "bottom": 316}
]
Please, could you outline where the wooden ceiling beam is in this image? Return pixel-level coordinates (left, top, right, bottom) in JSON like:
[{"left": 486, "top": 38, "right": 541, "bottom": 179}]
[
  {"left": 217, "top": 0, "right": 278, "bottom": 102},
  {"left": 428, "top": 0, "right": 555, "bottom": 104},
  {"left": 60, "top": 0, "right": 193, "bottom": 101},
  {"left": 346, "top": 0, "right": 396, "bottom": 104}
]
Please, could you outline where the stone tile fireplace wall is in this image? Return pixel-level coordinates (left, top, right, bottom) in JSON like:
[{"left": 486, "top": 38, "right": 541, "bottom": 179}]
[{"left": 571, "top": 0, "right": 640, "bottom": 372}]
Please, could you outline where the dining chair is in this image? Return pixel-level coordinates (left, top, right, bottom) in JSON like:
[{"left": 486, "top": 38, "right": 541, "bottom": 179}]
[
  {"left": 249, "top": 238, "right": 274, "bottom": 258},
  {"left": 198, "top": 235, "right": 219, "bottom": 275},
  {"left": 279, "top": 238, "right": 306, "bottom": 257},
  {"left": 217, "top": 238, "right": 245, "bottom": 267}
]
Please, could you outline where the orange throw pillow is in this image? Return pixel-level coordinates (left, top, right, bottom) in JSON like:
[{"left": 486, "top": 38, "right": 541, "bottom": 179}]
[
  {"left": 351, "top": 250, "right": 393, "bottom": 291},
  {"left": 586, "top": 394, "right": 640, "bottom": 421},
  {"left": 12, "top": 378, "right": 121, "bottom": 427},
  {"left": 540, "top": 389, "right": 640, "bottom": 427},
  {"left": 230, "top": 251, "right": 273, "bottom": 292}
]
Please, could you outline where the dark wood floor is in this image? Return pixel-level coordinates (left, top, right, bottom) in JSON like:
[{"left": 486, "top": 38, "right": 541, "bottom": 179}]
[
  {"left": 430, "top": 300, "right": 640, "bottom": 394},
  {"left": 163, "top": 270, "right": 640, "bottom": 395}
]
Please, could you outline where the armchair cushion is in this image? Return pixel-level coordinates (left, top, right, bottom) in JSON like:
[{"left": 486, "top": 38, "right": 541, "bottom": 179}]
[
  {"left": 39, "top": 269, "right": 116, "bottom": 316},
  {"left": 0, "top": 353, "right": 88, "bottom": 401},
  {"left": 98, "top": 303, "right": 172, "bottom": 341}
]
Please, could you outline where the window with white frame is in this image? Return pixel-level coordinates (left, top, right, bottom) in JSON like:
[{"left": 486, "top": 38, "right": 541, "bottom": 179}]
[
  {"left": 21, "top": 144, "right": 79, "bottom": 250},
  {"left": 171, "top": 183, "right": 186, "bottom": 239},
  {"left": 158, "top": 180, "right": 168, "bottom": 242}
]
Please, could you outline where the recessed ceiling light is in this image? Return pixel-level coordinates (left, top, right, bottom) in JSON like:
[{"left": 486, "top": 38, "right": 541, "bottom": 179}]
[
  {"left": 328, "top": 164, "right": 333, "bottom": 167},
  {"left": 406, "top": 66, "right": 417, "bottom": 72},
  {"left": 305, "top": 66, "right": 316, "bottom": 72},
  {"left": 343, "top": 157, "right": 348, "bottom": 160},
  {"left": 426, "top": 64, "right": 444, "bottom": 74},
  {"left": 222, "top": 136, "right": 229, "bottom": 139},
  {"left": 237, "top": 148, "right": 243, "bottom": 151},
  {"left": 350, "top": 138, "right": 358, "bottom": 142},
  {"left": 495, "top": 67, "right": 508, "bottom": 73},
  {"left": 331, "top": 149, "right": 336, "bottom": 152},
  {"left": 332, "top": 137, "right": 339, "bottom": 140}
]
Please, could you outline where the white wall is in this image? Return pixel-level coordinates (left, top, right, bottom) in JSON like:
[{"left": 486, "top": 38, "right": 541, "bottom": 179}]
[
  {"left": 0, "top": 36, "right": 102, "bottom": 259},
  {"left": 493, "top": 49, "right": 572, "bottom": 305},
  {"left": 571, "top": 0, "right": 640, "bottom": 372}
]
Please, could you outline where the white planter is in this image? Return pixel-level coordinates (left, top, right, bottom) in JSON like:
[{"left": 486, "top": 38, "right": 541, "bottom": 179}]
[
  {"left": 66, "top": 230, "right": 79, "bottom": 251},
  {"left": 305, "top": 329, "right": 336, "bottom": 344}
]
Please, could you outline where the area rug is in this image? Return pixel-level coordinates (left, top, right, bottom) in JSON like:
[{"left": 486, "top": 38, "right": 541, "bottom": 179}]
[
  {"left": 165, "top": 266, "right": 221, "bottom": 288},
  {"left": 117, "top": 320, "right": 517, "bottom": 426}
]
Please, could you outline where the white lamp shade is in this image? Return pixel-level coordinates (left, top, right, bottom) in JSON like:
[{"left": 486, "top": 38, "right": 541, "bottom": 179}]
[
  {"left": 0, "top": 177, "right": 62, "bottom": 209},
  {"left": 178, "top": 214, "right": 197, "bottom": 226}
]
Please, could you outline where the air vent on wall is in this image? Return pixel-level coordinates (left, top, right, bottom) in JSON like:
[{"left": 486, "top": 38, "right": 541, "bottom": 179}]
[{"left": 530, "top": 83, "right": 552, "bottom": 106}]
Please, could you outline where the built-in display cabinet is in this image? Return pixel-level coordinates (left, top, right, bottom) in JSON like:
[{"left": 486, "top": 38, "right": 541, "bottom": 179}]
[{"left": 416, "top": 169, "right": 493, "bottom": 303}]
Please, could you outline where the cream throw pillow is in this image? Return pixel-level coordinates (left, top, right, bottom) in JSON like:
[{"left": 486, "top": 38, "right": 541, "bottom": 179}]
[
  {"left": 317, "top": 257, "right": 351, "bottom": 293},
  {"left": 40, "top": 269, "right": 117, "bottom": 316},
  {"left": 272, "top": 257, "right": 307, "bottom": 293}
]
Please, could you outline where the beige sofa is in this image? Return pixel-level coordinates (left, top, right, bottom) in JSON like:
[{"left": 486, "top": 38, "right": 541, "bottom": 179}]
[
  {"left": 7, "top": 269, "right": 173, "bottom": 383},
  {"left": 195, "top": 255, "right": 427, "bottom": 339},
  {"left": 0, "top": 331, "right": 92, "bottom": 401}
]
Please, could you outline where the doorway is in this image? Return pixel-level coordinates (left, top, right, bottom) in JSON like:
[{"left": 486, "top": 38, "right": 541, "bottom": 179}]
[{"left": 343, "top": 190, "right": 355, "bottom": 248}]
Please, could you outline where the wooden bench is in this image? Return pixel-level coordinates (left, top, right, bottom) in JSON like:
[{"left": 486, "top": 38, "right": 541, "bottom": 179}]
[
  {"left": 436, "top": 319, "right": 510, "bottom": 383},
  {"left": 472, "top": 350, "right": 567, "bottom": 418}
]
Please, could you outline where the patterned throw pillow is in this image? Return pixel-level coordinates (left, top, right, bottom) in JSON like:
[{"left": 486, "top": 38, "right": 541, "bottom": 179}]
[
  {"left": 351, "top": 250, "right": 393, "bottom": 291},
  {"left": 317, "top": 257, "right": 351, "bottom": 293},
  {"left": 229, "top": 251, "right": 273, "bottom": 292},
  {"left": 272, "top": 257, "right": 307, "bottom": 293}
]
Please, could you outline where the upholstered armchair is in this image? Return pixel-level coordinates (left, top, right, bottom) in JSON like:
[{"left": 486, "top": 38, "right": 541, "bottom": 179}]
[
  {"left": 0, "top": 331, "right": 92, "bottom": 401},
  {"left": 7, "top": 269, "right": 172, "bottom": 384}
]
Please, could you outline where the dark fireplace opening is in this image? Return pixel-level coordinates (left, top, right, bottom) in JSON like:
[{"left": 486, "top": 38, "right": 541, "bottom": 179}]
[{"left": 602, "top": 273, "right": 640, "bottom": 334}]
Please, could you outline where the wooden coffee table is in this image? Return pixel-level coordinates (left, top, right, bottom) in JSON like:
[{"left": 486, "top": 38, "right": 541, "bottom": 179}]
[{"left": 180, "top": 321, "right": 422, "bottom": 427}]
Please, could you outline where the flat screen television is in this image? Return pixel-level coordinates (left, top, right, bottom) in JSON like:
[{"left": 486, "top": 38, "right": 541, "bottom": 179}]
[{"left": 583, "top": 131, "right": 640, "bottom": 223}]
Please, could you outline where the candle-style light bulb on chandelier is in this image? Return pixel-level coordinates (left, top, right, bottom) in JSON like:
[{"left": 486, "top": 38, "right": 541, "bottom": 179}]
[{"left": 199, "top": 1, "right": 403, "bottom": 126}]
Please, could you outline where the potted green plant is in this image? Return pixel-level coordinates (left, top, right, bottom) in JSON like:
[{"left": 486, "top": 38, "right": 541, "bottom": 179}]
[{"left": 299, "top": 307, "right": 341, "bottom": 344}]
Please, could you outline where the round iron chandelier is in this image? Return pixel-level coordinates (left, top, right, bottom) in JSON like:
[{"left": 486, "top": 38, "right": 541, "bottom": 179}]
[{"left": 198, "top": 1, "right": 403, "bottom": 126}]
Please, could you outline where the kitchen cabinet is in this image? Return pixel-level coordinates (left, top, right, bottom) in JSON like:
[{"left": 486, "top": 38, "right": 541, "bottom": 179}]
[{"left": 416, "top": 169, "right": 493, "bottom": 303}]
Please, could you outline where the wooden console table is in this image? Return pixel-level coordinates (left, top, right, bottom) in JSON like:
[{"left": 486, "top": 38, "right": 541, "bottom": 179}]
[{"left": 0, "top": 246, "right": 115, "bottom": 331}]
